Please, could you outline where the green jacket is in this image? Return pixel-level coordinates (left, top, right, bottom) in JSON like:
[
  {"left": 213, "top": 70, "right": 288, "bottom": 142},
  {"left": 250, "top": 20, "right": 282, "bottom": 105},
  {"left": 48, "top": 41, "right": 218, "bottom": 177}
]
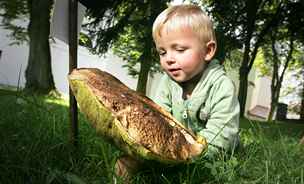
[{"left": 152, "top": 59, "right": 240, "bottom": 157}]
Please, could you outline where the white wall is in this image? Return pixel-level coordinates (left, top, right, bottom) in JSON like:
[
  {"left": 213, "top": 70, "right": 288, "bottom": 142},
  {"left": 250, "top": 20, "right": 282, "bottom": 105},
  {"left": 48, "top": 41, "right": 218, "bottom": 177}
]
[
  {"left": 226, "top": 67, "right": 272, "bottom": 119},
  {"left": 250, "top": 72, "right": 272, "bottom": 110},
  {"left": 50, "top": 39, "right": 138, "bottom": 96},
  {"left": 0, "top": 28, "right": 138, "bottom": 96},
  {"left": 0, "top": 28, "right": 28, "bottom": 88}
]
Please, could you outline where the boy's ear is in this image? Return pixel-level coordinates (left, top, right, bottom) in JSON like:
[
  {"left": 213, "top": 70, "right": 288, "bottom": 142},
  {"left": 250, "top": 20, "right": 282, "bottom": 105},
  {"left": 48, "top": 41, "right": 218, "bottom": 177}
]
[{"left": 204, "top": 41, "right": 216, "bottom": 61}]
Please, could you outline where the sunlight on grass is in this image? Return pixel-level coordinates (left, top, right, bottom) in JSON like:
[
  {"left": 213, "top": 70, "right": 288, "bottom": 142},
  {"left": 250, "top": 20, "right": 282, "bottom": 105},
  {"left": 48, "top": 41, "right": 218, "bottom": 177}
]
[{"left": 44, "top": 96, "right": 69, "bottom": 106}]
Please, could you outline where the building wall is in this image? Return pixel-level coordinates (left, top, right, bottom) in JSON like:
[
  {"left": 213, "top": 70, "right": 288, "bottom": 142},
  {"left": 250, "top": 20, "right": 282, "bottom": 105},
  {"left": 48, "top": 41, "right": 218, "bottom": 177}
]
[
  {"left": 0, "top": 27, "right": 28, "bottom": 88},
  {"left": 0, "top": 28, "right": 138, "bottom": 97},
  {"left": 252, "top": 72, "right": 272, "bottom": 110},
  {"left": 225, "top": 66, "right": 273, "bottom": 120},
  {"left": 50, "top": 39, "right": 138, "bottom": 97}
]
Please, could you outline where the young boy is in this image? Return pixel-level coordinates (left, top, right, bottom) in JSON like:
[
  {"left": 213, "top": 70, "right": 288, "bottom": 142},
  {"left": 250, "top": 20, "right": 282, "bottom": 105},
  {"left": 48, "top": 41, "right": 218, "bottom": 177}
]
[
  {"left": 152, "top": 4, "right": 239, "bottom": 157},
  {"left": 114, "top": 4, "right": 240, "bottom": 182}
]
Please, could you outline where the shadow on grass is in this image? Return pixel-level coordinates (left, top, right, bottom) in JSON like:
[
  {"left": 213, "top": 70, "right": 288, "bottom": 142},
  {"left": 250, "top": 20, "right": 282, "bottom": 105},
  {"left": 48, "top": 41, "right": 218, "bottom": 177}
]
[{"left": 0, "top": 90, "right": 119, "bottom": 183}]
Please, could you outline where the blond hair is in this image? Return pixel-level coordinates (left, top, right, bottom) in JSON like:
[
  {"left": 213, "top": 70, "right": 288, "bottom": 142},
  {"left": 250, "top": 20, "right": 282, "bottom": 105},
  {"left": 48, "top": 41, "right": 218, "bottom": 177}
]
[{"left": 152, "top": 4, "right": 217, "bottom": 46}]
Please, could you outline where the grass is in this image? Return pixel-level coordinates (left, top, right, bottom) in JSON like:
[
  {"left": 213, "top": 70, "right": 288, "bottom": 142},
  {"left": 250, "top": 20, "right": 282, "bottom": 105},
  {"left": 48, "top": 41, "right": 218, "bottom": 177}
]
[{"left": 0, "top": 89, "right": 303, "bottom": 184}]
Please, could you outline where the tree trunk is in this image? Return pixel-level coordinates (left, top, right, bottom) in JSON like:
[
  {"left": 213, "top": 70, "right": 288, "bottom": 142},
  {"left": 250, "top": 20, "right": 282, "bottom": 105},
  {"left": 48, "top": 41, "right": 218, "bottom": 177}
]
[
  {"left": 268, "top": 90, "right": 280, "bottom": 122},
  {"left": 237, "top": 0, "right": 259, "bottom": 118},
  {"left": 267, "top": 84, "right": 278, "bottom": 121},
  {"left": 238, "top": 67, "right": 249, "bottom": 117},
  {"left": 136, "top": 54, "right": 151, "bottom": 95},
  {"left": 136, "top": 0, "right": 158, "bottom": 95},
  {"left": 268, "top": 35, "right": 279, "bottom": 122},
  {"left": 136, "top": 32, "right": 153, "bottom": 94},
  {"left": 25, "top": 0, "right": 55, "bottom": 94},
  {"left": 268, "top": 79, "right": 277, "bottom": 122},
  {"left": 268, "top": 102, "right": 275, "bottom": 122}
]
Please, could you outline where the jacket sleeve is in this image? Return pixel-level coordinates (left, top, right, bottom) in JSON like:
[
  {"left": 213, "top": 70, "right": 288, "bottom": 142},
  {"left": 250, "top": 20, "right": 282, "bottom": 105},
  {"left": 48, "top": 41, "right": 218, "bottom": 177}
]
[
  {"left": 198, "top": 77, "right": 240, "bottom": 156},
  {"left": 151, "top": 75, "right": 172, "bottom": 113}
]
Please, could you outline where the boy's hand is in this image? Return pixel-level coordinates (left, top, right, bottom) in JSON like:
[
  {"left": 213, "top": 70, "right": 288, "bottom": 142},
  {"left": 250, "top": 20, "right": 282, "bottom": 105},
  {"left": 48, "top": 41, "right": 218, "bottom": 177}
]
[{"left": 189, "top": 142, "right": 204, "bottom": 157}]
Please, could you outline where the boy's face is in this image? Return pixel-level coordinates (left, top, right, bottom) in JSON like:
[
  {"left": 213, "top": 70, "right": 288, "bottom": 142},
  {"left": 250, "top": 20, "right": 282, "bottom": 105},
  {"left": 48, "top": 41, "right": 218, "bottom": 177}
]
[{"left": 155, "top": 27, "right": 209, "bottom": 83}]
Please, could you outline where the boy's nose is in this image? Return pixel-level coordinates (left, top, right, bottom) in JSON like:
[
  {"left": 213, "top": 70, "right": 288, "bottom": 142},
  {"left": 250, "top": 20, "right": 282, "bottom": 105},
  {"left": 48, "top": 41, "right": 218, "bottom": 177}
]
[
  {"left": 166, "top": 59, "right": 175, "bottom": 65},
  {"left": 165, "top": 53, "right": 175, "bottom": 65}
]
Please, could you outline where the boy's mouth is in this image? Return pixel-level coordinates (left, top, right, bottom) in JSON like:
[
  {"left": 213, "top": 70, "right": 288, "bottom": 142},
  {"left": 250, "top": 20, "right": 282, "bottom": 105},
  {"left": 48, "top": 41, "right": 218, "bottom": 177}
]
[{"left": 168, "top": 68, "right": 181, "bottom": 75}]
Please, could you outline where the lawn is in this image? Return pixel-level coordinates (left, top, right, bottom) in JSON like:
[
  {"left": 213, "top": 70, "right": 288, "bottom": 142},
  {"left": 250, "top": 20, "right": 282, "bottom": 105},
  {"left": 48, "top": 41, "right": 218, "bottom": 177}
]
[{"left": 0, "top": 89, "right": 303, "bottom": 184}]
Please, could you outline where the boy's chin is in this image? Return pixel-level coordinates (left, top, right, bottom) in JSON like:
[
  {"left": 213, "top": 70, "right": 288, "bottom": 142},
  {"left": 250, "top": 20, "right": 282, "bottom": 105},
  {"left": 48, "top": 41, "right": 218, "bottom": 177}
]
[
  {"left": 168, "top": 75, "right": 188, "bottom": 83},
  {"left": 171, "top": 78, "right": 187, "bottom": 84}
]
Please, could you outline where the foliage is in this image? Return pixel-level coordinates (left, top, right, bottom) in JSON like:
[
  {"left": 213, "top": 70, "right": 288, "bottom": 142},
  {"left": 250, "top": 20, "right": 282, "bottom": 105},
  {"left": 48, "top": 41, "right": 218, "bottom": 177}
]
[
  {"left": 82, "top": 0, "right": 140, "bottom": 55},
  {"left": 79, "top": 32, "right": 92, "bottom": 48},
  {"left": 112, "top": 27, "right": 142, "bottom": 77},
  {"left": 82, "top": 0, "right": 168, "bottom": 93},
  {"left": 1, "top": 89, "right": 304, "bottom": 183},
  {"left": 0, "top": 0, "right": 28, "bottom": 44},
  {"left": 223, "top": 49, "right": 243, "bottom": 71},
  {"left": 111, "top": 15, "right": 161, "bottom": 78},
  {"left": 253, "top": 49, "right": 270, "bottom": 76}
]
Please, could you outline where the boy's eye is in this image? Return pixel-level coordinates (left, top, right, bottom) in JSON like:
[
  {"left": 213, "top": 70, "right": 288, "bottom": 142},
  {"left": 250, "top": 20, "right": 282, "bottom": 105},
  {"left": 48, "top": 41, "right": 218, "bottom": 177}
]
[
  {"left": 158, "top": 50, "right": 166, "bottom": 56},
  {"left": 176, "top": 48, "right": 186, "bottom": 52}
]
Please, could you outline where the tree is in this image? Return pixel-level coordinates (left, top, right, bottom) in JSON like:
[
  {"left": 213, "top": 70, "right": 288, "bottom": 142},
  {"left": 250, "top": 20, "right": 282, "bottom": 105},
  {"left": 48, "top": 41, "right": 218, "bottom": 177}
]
[
  {"left": 82, "top": 0, "right": 168, "bottom": 94},
  {"left": 205, "top": 0, "right": 285, "bottom": 117},
  {"left": 261, "top": 43, "right": 304, "bottom": 121},
  {"left": 267, "top": 1, "right": 304, "bottom": 121},
  {"left": 283, "top": 47, "right": 304, "bottom": 119},
  {"left": 267, "top": 34, "right": 294, "bottom": 121},
  {"left": 0, "top": 0, "right": 56, "bottom": 94},
  {"left": 285, "top": 0, "right": 304, "bottom": 120},
  {"left": 289, "top": 1, "right": 304, "bottom": 120}
]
